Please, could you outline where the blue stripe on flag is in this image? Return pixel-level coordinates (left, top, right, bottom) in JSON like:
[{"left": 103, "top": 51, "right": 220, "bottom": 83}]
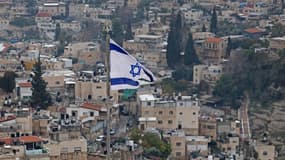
[
  {"left": 111, "top": 78, "right": 139, "bottom": 86},
  {"left": 142, "top": 68, "right": 154, "bottom": 82},
  {"left": 110, "top": 43, "right": 128, "bottom": 55}
]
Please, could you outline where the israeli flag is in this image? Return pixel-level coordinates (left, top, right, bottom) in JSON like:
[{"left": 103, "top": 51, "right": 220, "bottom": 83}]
[{"left": 110, "top": 39, "right": 156, "bottom": 90}]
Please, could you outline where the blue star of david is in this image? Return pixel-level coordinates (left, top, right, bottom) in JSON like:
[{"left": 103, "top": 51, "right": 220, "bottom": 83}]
[{"left": 130, "top": 63, "right": 142, "bottom": 77}]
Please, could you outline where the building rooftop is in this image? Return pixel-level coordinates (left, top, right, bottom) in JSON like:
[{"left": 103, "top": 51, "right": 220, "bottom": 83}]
[
  {"left": 19, "top": 136, "right": 43, "bottom": 143},
  {"left": 80, "top": 103, "right": 103, "bottom": 111},
  {"left": 244, "top": 28, "right": 264, "bottom": 34},
  {"left": 36, "top": 12, "right": 51, "bottom": 17},
  {"left": 139, "top": 94, "right": 156, "bottom": 101},
  {"left": 18, "top": 82, "right": 32, "bottom": 88},
  {"left": 205, "top": 37, "right": 223, "bottom": 43}
]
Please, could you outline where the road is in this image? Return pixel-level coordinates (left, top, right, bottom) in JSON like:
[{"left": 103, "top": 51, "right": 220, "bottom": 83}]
[{"left": 240, "top": 93, "right": 251, "bottom": 141}]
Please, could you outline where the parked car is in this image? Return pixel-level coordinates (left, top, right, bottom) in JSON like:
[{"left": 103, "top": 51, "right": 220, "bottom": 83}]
[{"left": 95, "top": 135, "right": 105, "bottom": 142}]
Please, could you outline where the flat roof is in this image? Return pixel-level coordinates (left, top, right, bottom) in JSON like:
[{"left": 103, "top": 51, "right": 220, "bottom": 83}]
[{"left": 139, "top": 94, "right": 156, "bottom": 101}]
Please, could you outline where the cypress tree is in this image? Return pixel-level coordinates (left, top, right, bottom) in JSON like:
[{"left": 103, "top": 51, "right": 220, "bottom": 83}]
[
  {"left": 202, "top": 24, "right": 206, "bottom": 32},
  {"left": 31, "top": 57, "right": 51, "bottom": 109},
  {"left": 166, "top": 21, "right": 177, "bottom": 68},
  {"left": 226, "top": 37, "right": 232, "bottom": 57},
  {"left": 210, "top": 7, "right": 218, "bottom": 34},
  {"left": 184, "top": 33, "right": 200, "bottom": 66},
  {"left": 55, "top": 23, "right": 61, "bottom": 41},
  {"left": 125, "top": 20, "right": 133, "bottom": 40},
  {"left": 166, "top": 12, "right": 183, "bottom": 68}
]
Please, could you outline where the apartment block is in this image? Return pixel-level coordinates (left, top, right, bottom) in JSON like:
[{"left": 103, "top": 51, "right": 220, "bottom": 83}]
[{"left": 139, "top": 94, "right": 200, "bottom": 135}]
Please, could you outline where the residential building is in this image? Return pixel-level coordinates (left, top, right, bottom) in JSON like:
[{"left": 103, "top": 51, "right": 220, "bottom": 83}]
[
  {"left": 39, "top": 2, "right": 66, "bottom": 17},
  {"left": 186, "top": 136, "right": 209, "bottom": 157},
  {"left": 35, "top": 12, "right": 52, "bottom": 23},
  {"left": 16, "top": 82, "right": 32, "bottom": 102},
  {"left": 75, "top": 79, "right": 119, "bottom": 103},
  {"left": 200, "top": 37, "right": 227, "bottom": 64},
  {"left": 48, "top": 118, "right": 87, "bottom": 160},
  {"left": 182, "top": 9, "right": 203, "bottom": 24},
  {"left": 170, "top": 131, "right": 187, "bottom": 160},
  {"left": 193, "top": 32, "right": 215, "bottom": 40},
  {"left": 269, "top": 36, "right": 285, "bottom": 51},
  {"left": 218, "top": 135, "right": 240, "bottom": 155},
  {"left": 63, "top": 42, "right": 100, "bottom": 58},
  {"left": 47, "top": 138, "right": 87, "bottom": 160},
  {"left": 42, "top": 70, "right": 73, "bottom": 89},
  {"left": 32, "top": 114, "right": 49, "bottom": 138},
  {"left": 66, "top": 102, "right": 105, "bottom": 124},
  {"left": 193, "top": 64, "right": 223, "bottom": 85},
  {"left": 139, "top": 94, "right": 200, "bottom": 135},
  {"left": 126, "top": 0, "right": 139, "bottom": 9},
  {"left": 199, "top": 116, "right": 217, "bottom": 140},
  {"left": 244, "top": 28, "right": 265, "bottom": 39},
  {"left": 169, "top": 130, "right": 209, "bottom": 160},
  {"left": 37, "top": 22, "right": 56, "bottom": 40},
  {"left": 0, "top": 17, "right": 9, "bottom": 30},
  {"left": 59, "top": 21, "right": 81, "bottom": 32},
  {"left": 0, "top": 136, "right": 49, "bottom": 160}
]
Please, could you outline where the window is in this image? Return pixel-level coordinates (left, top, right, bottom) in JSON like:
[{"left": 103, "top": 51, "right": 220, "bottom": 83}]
[
  {"left": 263, "top": 151, "right": 268, "bottom": 156},
  {"left": 158, "top": 111, "right": 163, "bottom": 115},
  {"left": 168, "top": 120, "right": 173, "bottom": 124},
  {"left": 176, "top": 152, "right": 181, "bottom": 156},
  {"left": 193, "top": 112, "right": 196, "bottom": 115},
  {"left": 179, "top": 112, "right": 183, "bottom": 115},
  {"left": 90, "top": 112, "right": 94, "bottom": 117},
  {"left": 176, "top": 142, "right": 181, "bottom": 146},
  {"left": 55, "top": 81, "right": 60, "bottom": 85},
  {"left": 96, "top": 86, "right": 102, "bottom": 89},
  {"left": 179, "top": 103, "right": 183, "bottom": 106},
  {"left": 169, "top": 111, "right": 173, "bottom": 115},
  {"left": 72, "top": 111, "right": 77, "bottom": 117},
  {"left": 158, "top": 120, "right": 163, "bottom": 124},
  {"left": 147, "top": 102, "right": 151, "bottom": 106},
  {"left": 74, "top": 147, "right": 81, "bottom": 151}
]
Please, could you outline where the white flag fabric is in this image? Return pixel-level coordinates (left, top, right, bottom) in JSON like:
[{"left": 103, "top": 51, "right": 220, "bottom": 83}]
[{"left": 110, "top": 39, "right": 156, "bottom": 90}]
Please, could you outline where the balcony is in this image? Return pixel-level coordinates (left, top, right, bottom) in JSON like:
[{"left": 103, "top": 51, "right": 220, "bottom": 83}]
[{"left": 25, "top": 148, "right": 48, "bottom": 156}]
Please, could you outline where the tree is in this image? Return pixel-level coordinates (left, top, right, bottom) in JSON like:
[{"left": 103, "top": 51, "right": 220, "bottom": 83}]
[
  {"left": 10, "top": 17, "right": 36, "bottom": 27},
  {"left": 55, "top": 23, "right": 61, "bottom": 41},
  {"left": 202, "top": 24, "right": 206, "bottom": 32},
  {"left": 226, "top": 37, "right": 232, "bottom": 57},
  {"left": 0, "top": 71, "right": 17, "bottom": 93},
  {"left": 31, "top": 58, "right": 51, "bottom": 109},
  {"left": 271, "top": 23, "right": 285, "bottom": 37},
  {"left": 26, "top": 0, "right": 37, "bottom": 16},
  {"left": 166, "top": 12, "right": 183, "bottom": 68},
  {"left": 111, "top": 18, "right": 124, "bottom": 45},
  {"left": 125, "top": 20, "right": 133, "bottom": 40},
  {"left": 210, "top": 7, "right": 218, "bottom": 34},
  {"left": 184, "top": 33, "right": 200, "bottom": 66}
]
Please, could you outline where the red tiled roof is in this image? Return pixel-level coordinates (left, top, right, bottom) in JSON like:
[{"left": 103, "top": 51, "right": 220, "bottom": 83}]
[
  {"left": 36, "top": 12, "right": 51, "bottom": 17},
  {"left": 19, "top": 136, "right": 43, "bottom": 143},
  {"left": 0, "top": 137, "right": 13, "bottom": 145},
  {"left": 81, "top": 103, "right": 102, "bottom": 111},
  {"left": 205, "top": 37, "right": 223, "bottom": 43},
  {"left": 244, "top": 28, "right": 263, "bottom": 34},
  {"left": 18, "top": 82, "right": 32, "bottom": 88}
]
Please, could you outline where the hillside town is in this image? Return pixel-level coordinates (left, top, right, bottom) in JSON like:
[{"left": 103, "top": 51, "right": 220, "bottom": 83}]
[{"left": 0, "top": 0, "right": 285, "bottom": 160}]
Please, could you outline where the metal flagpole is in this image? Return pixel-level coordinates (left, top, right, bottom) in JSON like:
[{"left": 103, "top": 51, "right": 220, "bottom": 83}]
[{"left": 104, "top": 23, "right": 111, "bottom": 160}]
